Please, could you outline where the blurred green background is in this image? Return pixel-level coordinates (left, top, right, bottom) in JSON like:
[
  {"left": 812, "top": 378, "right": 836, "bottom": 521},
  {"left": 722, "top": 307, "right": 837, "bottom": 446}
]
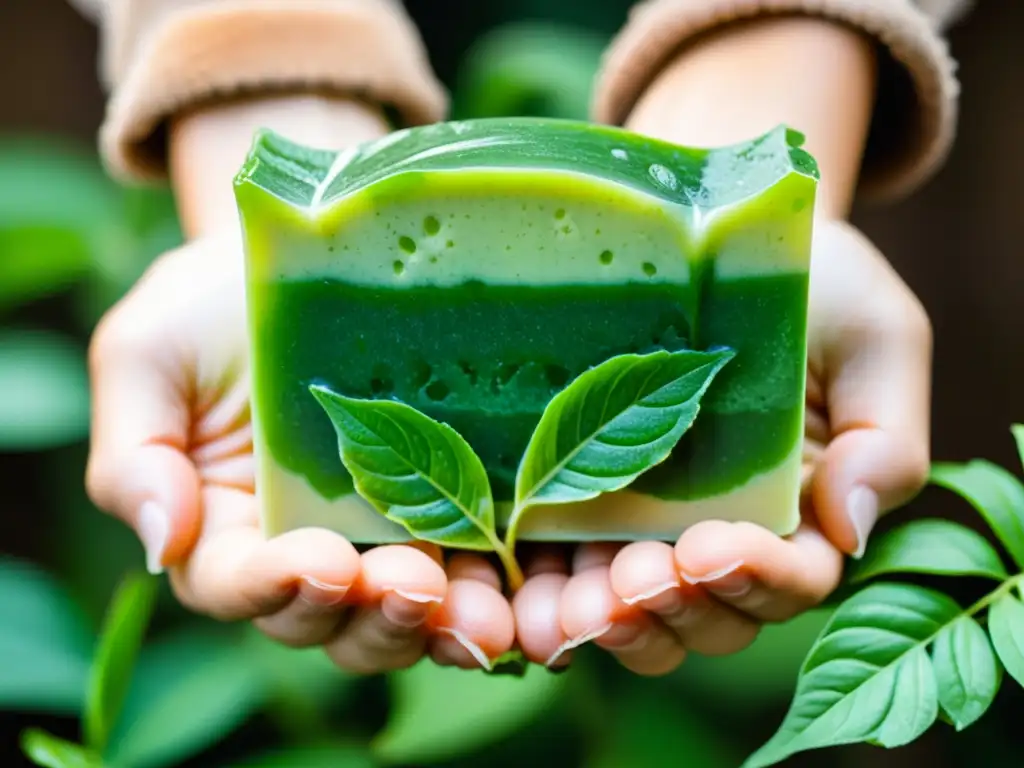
[{"left": 1, "top": 1, "right": 1023, "bottom": 766}]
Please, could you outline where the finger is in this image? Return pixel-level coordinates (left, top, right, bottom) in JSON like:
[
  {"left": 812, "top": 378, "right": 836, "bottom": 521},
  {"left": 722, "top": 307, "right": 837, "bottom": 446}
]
[
  {"left": 446, "top": 553, "right": 502, "bottom": 592},
  {"left": 675, "top": 520, "right": 843, "bottom": 623},
  {"left": 170, "top": 487, "right": 361, "bottom": 622},
  {"left": 513, "top": 572, "right": 571, "bottom": 667},
  {"left": 609, "top": 540, "right": 759, "bottom": 656},
  {"left": 520, "top": 544, "right": 571, "bottom": 578},
  {"left": 810, "top": 221, "right": 932, "bottom": 556},
  {"left": 558, "top": 566, "right": 686, "bottom": 676},
  {"left": 572, "top": 542, "right": 624, "bottom": 573},
  {"left": 86, "top": 304, "right": 201, "bottom": 574},
  {"left": 326, "top": 545, "right": 447, "bottom": 674},
  {"left": 428, "top": 578, "right": 516, "bottom": 670}
]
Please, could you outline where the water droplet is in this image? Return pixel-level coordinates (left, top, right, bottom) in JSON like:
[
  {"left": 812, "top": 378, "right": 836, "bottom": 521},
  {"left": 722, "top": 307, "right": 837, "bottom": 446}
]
[
  {"left": 423, "top": 215, "right": 440, "bottom": 235},
  {"left": 398, "top": 236, "right": 416, "bottom": 253},
  {"left": 393, "top": 260, "right": 405, "bottom": 275},
  {"left": 642, "top": 262, "right": 658, "bottom": 277},
  {"left": 611, "top": 148, "right": 628, "bottom": 160},
  {"left": 599, "top": 250, "right": 614, "bottom": 265},
  {"left": 648, "top": 164, "right": 679, "bottom": 191}
]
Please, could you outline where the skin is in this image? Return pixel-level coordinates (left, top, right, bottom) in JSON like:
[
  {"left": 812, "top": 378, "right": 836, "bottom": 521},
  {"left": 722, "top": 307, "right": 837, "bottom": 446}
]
[{"left": 86, "top": 15, "right": 931, "bottom": 675}]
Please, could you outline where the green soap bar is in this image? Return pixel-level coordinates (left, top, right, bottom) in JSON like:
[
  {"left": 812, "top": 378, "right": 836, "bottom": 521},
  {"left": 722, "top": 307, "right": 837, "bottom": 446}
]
[{"left": 235, "top": 118, "right": 818, "bottom": 543}]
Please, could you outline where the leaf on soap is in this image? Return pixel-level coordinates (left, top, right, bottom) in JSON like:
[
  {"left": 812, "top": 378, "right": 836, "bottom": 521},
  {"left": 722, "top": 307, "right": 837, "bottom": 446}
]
[
  {"left": 0, "top": 558, "right": 93, "bottom": 714},
  {"left": 310, "top": 386, "right": 500, "bottom": 550},
  {"left": 372, "top": 660, "right": 568, "bottom": 765},
  {"left": 847, "top": 518, "right": 1008, "bottom": 584},
  {"left": 21, "top": 729, "right": 105, "bottom": 768},
  {"left": 931, "top": 460, "right": 1024, "bottom": 569},
  {"left": 743, "top": 583, "right": 959, "bottom": 768},
  {"left": 511, "top": 349, "right": 733, "bottom": 527},
  {"left": 987, "top": 593, "right": 1024, "bottom": 687},
  {"left": 931, "top": 616, "right": 1000, "bottom": 731},
  {"left": 84, "top": 571, "right": 159, "bottom": 755}
]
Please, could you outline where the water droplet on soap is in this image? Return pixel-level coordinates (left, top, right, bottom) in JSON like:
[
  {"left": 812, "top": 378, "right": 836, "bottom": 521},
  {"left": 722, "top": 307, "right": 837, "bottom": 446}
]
[
  {"left": 611, "top": 148, "right": 628, "bottom": 160},
  {"left": 642, "top": 261, "right": 658, "bottom": 277},
  {"left": 648, "top": 164, "right": 679, "bottom": 191},
  {"left": 398, "top": 236, "right": 416, "bottom": 253},
  {"left": 423, "top": 215, "right": 440, "bottom": 235},
  {"left": 393, "top": 260, "right": 405, "bottom": 275},
  {"left": 599, "top": 250, "right": 614, "bottom": 265}
]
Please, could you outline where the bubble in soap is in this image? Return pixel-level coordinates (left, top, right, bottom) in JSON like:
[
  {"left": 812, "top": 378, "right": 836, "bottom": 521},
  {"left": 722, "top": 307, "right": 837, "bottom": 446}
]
[
  {"left": 599, "top": 250, "right": 614, "bottom": 265},
  {"left": 611, "top": 148, "right": 628, "bottom": 160},
  {"left": 423, "top": 215, "right": 441, "bottom": 235},
  {"left": 425, "top": 380, "right": 450, "bottom": 401},
  {"left": 648, "top": 164, "right": 679, "bottom": 191},
  {"left": 554, "top": 208, "right": 566, "bottom": 220},
  {"left": 393, "top": 260, "right": 405, "bottom": 275},
  {"left": 398, "top": 236, "right": 417, "bottom": 254},
  {"left": 642, "top": 261, "right": 658, "bottom": 277}
]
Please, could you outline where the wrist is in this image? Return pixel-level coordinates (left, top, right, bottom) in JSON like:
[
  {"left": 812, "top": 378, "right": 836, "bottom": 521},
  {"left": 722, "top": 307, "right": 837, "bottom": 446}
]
[
  {"left": 622, "top": 16, "right": 876, "bottom": 220},
  {"left": 168, "top": 92, "right": 391, "bottom": 240}
]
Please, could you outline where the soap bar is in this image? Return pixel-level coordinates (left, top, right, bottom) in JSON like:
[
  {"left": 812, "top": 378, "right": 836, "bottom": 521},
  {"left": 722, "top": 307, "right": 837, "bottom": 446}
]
[{"left": 235, "top": 118, "right": 817, "bottom": 543}]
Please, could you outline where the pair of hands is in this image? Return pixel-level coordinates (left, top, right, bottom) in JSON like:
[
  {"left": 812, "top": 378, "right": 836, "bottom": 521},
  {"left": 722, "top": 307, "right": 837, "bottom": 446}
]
[{"left": 85, "top": 213, "right": 932, "bottom": 676}]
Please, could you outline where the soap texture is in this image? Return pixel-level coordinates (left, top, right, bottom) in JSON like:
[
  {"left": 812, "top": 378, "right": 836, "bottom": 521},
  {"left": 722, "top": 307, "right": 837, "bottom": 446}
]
[{"left": 234, "top": 118, "right": 818, "bottom": 542}]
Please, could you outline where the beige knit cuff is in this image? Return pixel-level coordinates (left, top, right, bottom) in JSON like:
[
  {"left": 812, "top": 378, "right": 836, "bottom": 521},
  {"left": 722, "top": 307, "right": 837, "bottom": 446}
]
[
  {"left": 592, "top": 0, "right": 961, "bottom": 202},
  {"left": 98, "top": 0, "right": 447, "bottom": 183}
]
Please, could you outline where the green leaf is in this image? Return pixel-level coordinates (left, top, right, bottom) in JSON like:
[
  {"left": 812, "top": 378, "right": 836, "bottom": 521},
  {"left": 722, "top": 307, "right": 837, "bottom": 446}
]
[
  {"left": 586, "top": 687, "right": 741, "bottom": 768},
  {"left": 84, "top": 572, "right": 159, "bottom": 755},
  {"left": 310, "top": 386, "right": 499, "bottom": 551},
  {"left": 509, "top": 349, "right": 733, "bottom": 540},
  {"left": 744, "top": 583, "right": 958, "bottom": 768},
  {"left": 987, "top": 593, "right": 1024, "bottom": 687},
  {"left": 847, "top": 519, "right": 1008, "bottom": 584},
  {"left": 0, "top": 558, "right": 93, "bottom": 713},
  {"left": 1011, "top": 424, "right": 1024, "bottom": 473},
  {"left": 453, "top": 22, "right": 606, "bottom": 121},
  {"left": 107, "top": 624, "right": 267, "bottom": 768},
  {"left": 232, "top": 744, "right": 375, "bottom": 768},
  {"left": 21, "top": 729, "right": 105, "bottom": 768},
  {"left": 373, "top": 660, "right": 568, "bottom": 764},
  {"left": 0, "top": 329, "right": 89, "bottom": 451},
  {"left": 931, "top": 616, "right": 1000, "bottom": 731},
  {"left": 931, "top": 461, "right": 1024, "bottom": 569}
]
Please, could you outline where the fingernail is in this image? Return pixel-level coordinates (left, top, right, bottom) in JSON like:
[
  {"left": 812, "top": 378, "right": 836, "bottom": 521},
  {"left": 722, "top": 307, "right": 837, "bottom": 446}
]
[
  {"left": 544, "top": 624, "right": 611, "bottom": 668},
  {"left": 600, "top": 621, "right": 649, "bottom": 652},
  {"left": 299, "top": 576, "right": 350, "bottom": 606},
  {"left": 680, "top": 560, "right": 751, "bottom": 599},
  {"left": 622, "top": 582, "right": 680, "bottom": 610},
  {"left": 847, "top": 485, "right": 879, "bottom": 559},
  {"left": 436, "top": 627, "right": 492, "bottom": 669},
  {"left": 138, "top": 502, "right": 167, "bottom": 575},
  {"left": 381, "top": 589, "right": 441, "bottom": 628}
]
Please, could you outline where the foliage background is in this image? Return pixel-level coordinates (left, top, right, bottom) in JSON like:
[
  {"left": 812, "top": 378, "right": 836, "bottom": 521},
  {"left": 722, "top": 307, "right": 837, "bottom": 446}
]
[{"left": 1, "top": 1, "right": 1023, "bottom": 766}]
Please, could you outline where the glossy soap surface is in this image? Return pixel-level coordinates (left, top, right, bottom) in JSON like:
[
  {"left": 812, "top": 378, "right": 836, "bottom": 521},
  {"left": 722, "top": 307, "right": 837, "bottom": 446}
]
[{"left": 235, "top": 118, "right": 818, "bottom": 542}]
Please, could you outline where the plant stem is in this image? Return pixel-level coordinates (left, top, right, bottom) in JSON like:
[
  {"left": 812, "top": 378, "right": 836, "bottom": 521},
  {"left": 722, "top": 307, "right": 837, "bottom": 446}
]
[{"left": 494, "top": 539, "right": 525, "bottom": 592}]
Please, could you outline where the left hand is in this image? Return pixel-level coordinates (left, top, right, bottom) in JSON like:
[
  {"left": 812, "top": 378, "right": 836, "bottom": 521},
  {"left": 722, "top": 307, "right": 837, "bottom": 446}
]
[{"left": 511, "top": 217, "right": 933, "bottom": 675}]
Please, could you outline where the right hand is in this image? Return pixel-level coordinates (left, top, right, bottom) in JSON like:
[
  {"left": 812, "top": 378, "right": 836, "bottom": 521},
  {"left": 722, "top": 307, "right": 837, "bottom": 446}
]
[{"left": 86, "top": 230, "right": 515, "bottom": 673}]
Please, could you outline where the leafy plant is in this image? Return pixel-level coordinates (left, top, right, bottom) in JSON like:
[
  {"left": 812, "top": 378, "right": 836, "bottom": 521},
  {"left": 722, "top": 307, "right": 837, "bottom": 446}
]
[
  {"left": 312, "top": 348, "right": 734, "bottom": 593},
  {"left": 745, "top": 425, "right": 1024, "bottom": 767}
]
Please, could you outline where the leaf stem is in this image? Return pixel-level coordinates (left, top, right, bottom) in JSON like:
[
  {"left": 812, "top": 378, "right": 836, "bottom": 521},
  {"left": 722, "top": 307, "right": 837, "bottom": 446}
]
[{"left": 494, "top": 538, "right": 525, "bottom": 592}]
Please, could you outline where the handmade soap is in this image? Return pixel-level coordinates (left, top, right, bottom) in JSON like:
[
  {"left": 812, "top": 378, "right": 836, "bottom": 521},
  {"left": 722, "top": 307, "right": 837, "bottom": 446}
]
[{"left": 235, "top": 118, "right": 817, "bottom": 543}]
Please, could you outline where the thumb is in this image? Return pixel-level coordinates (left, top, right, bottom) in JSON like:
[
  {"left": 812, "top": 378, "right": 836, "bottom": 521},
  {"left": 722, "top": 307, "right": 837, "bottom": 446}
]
[
  {"left": 809, "top": 222, "right": 933, "bottom": 558},
  {"left": 85, "top": 308, "right": 202, "bottom": 574}
]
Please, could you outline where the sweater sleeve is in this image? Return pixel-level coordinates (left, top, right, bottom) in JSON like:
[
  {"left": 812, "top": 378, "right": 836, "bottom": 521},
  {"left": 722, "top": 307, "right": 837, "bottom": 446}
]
[
  {"left": 592, "top": 0, "right": 976, "bottom": 202},
  {"left": 67, "top": 0, "right": 447, "bottom": 183}
]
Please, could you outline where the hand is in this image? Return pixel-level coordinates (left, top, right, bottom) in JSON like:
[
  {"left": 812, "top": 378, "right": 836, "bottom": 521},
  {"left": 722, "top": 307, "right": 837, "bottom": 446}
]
[
  {"left": 511, "top": 218, "right": 932, "bottom": 674},
  {"left": 85, "top": 231, "right": 515, "bottom": 673}
]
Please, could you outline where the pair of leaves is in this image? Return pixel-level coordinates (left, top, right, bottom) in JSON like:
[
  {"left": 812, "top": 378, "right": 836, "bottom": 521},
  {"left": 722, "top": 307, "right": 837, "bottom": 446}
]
[
  {"left": 311, "top": 348, "right": 734, "bottom": 592},
  {"left": 746, "top": 425, "right": 1024, "bottom": 767}
]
